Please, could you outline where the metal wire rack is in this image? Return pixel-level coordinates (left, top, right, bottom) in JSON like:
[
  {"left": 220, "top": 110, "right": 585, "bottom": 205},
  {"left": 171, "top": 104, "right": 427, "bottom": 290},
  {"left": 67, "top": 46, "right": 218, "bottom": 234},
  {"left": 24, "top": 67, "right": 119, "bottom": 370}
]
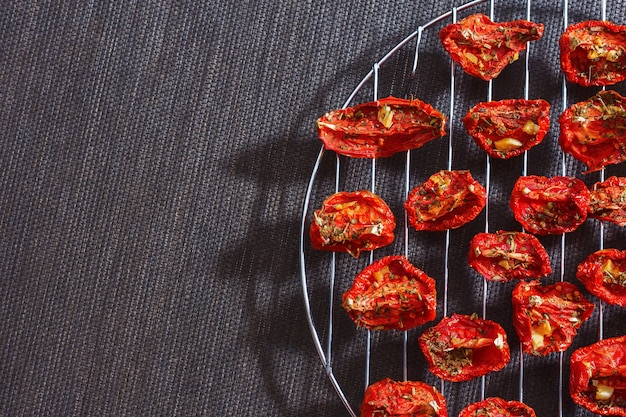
[{"left": 299, "top": 0, "right": 625, "bottom": 415}]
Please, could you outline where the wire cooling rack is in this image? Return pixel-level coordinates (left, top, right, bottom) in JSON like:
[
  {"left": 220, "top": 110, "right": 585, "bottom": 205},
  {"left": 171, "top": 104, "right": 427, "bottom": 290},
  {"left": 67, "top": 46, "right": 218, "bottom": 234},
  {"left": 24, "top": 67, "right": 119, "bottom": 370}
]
[{"left": 299, "top": 1, "right": 626, "bottom": 416}]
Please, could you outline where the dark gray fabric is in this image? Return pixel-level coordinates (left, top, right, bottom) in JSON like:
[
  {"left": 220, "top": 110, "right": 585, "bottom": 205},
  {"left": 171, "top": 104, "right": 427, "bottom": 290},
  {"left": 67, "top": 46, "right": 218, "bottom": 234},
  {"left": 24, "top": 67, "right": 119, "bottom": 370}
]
[{"left": 2, "top": 1, "right": 626, "bottom": 416}]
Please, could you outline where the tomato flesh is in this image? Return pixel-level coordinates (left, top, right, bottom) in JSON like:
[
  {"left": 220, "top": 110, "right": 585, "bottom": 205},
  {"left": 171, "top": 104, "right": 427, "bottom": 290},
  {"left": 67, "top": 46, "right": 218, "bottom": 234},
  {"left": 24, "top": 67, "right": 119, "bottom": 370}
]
[
  {"left": 462, "top": 99, "right": 550, "bottom": 159},
  {"left": 570, "top": 335, "right": 626, "bottom": 416},
  {"left": 316, "top": 96, "right": 447, "bottom": 158},
  {"left": 468, "top": 230, "right": 552, "bottom": 282},
  {"left": 418, "top": 313, "right": 510, "bottom": 382},
  {"left": 439, "top": 14, "right": 544, "bottom": 81},
  {"left": 405, "top": 170, "right": 486, "bottom": 232},
  {"left": 560, "top": 20, "right": 626, "bottom": 87},
  {"left": 512, "top": 280, "right": 594, "bottom": 356},
  {"left": 361, "top": 378, "right": 448, "bottom": 417},
  {"left": 589, "top": 176, "right": 626, "bottom": 226},
  {"left": 342, "top": 255, "right": 437, "bottom": 331},
  {"left": 577, "top": 248, "right": 626, "bottom": 306},
  {"left": 459, "top": 397, "right": 536, "bottom": 417}
]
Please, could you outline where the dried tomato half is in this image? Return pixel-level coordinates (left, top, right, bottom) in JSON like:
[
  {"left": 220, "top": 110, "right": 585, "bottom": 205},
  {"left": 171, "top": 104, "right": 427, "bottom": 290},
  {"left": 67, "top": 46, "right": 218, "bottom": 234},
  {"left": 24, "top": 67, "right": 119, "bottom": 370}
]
[
  {"left": 589, "top": 176, "right": 626, "bottom": 226},
  {"left": 570, "top": 335, "right": 626, "bottom": 416},
  {"left": 439, "top": 14, "right": 544, "bottom": 81},
  {"left": 316, "top": 96, "right": 446, "bottom": 158},
  {"left": 405, "top": 170, "right": 486, "bottom": 232},
  {"left": 468, "top": 231, "right": 552, "bottom": 282},
  {"left": 512, "top": 280, "right": 594, "bottom": 357},
  {"left": 509, "top": 175, "right": 590, "bottom": 235},
  {"left": 418, "top": 313, "right": 510, "bottom": 382},
  {"left": 576, "top": 248, "right": 626, "bottom": 306},
  {"left": 560, "top": 20, "right": 626, "bottom": 87},
  {"left": 342, "top": 255, "right": 437, "bottom": 331},
  {"left": 361, "top": 378, "right": 448, "bottom": 417},
  {"left": 459, "top": 397, "right": 536, "bottom": 417},
  {"left": 310, "top": 190, "right": 395, "bottom": 258},
  {"left": 462, "top": 99, "right": 550, "bottom": 159},
  {"left": 558, "top": 90, "right": 626, "bottom": 173}
]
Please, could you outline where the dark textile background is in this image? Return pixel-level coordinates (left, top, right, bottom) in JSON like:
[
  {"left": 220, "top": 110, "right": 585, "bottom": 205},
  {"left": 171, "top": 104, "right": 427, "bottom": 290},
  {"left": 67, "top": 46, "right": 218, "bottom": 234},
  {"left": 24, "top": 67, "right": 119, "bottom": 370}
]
[{"left": 2, "top": 1, "right": 625, "bottom": 416}]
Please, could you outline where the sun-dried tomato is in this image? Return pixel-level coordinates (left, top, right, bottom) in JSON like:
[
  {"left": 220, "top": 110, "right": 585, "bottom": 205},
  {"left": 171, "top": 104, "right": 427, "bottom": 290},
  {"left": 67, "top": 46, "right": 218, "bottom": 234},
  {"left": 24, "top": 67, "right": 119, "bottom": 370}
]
[
  {"left": 459, "top": 397, "right": 536, "bottom": 417},
  {"left": 558, "top": 90, "right": 626, "bottom": 173},
  {"left": 342, "top": 255, "right": 437, "bottom": 331},
  {"left": 405, "top": 170, "right": 486, "bottom": 232},
  {"left": 512, "top": 280, "right": 594, "bottom": 357},
  {"left": 509, "top": 175, "right": 590, "bottom": 235},
  {"left": 439, "top": 14, "right": 544, "bottom": 81},
  {"left": 462, "top": 99, "right": 550, "bottom": 159},
  {"left": 361, "top": 378, "right": 448, "bottom": 417},
  {"left": 309, "top": 190, "right": 395, "bottom": 258},
  {"left": 468, "top": 230, "right": 552, "bottom": 282},
  {"left": 418, "top": 313, "right": 510, "bottom": 382},
  {"left": 560, "top": 20, "right": 626, "bottom": 87},
  {"left": 589, "top": 176, "right": 626, "bottom": 226},
  {"left": 315, "top": 96, "right": 446, "bottom": 158},
  {"left": 576, "top": 248, "right": 626, "bottom": 306},
  {"left": 570, "top": 335, "right": 626, "bottom": 416}
]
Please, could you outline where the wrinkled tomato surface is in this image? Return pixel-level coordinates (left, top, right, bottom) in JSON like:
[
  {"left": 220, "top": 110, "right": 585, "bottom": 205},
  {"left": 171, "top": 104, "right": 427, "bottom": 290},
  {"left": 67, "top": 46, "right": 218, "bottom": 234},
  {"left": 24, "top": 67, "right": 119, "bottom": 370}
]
[
  {"left": 509, "top": 175, "right": 590, "bottom": 235},
  {"left": 468, "top": 230, "right": 552, "bottom": 282},
  {"left": 560, "top": 20, "right": 626, "bottom": 87},
  {"left": 361, "top": 378, "right": 448, "bottom": 417},
  {"left": 462, "top": 99, "right": 550, "bottom": 159},
  {"left": 405, "top": 170, "right": 486, "bottom": 232},
  {"left": 589, "top": 176, "right": 626, "bottom": 226},
  {"left": 577, "top": 248, "right": 626, "bottom": 306},
  {"left": 459, "top": 397, "right": 536, "bottom": 417},
  {"left": 559, "top": 90, "right": 626, "bottom": 173},
  {"left": 570, "top": 335, "right": 626, "bottom": 416},
  {"left": 418, "top": 313, "right": 510, "bottom": 382},
  {"left": 439, "top": 14, "right": 544, "bottom": 80},
  {"left": 342, "top": 255, "right": 437, "bottom": 331},
  {"left": 316, "top": 96, "right": 446, "bottom": 158},
  {"left": 310, "top": 190, "right": 395, "bottom": 258},
  {"left": 512, "top": 280, "right": 594, "bottom": 356}
]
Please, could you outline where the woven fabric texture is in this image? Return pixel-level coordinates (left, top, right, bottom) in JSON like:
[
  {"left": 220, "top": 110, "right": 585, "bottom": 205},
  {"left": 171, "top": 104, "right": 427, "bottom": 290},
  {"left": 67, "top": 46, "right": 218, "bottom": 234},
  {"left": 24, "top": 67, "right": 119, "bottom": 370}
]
[{"left": 1, "top": 1, "right": 626, "bottom": 416}]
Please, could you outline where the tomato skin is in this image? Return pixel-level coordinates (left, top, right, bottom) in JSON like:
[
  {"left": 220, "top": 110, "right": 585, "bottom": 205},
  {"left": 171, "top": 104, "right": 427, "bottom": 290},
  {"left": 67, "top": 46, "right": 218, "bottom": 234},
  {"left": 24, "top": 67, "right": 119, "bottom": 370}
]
[
  {"left": 439, "top": 14, "right": 544, "bottom": 81},
  {"left": 570, "top": 335, "right": 626, "bottom": 416},
  {"left": 462, "top": 99, "right": 551, "bottom": 159},
  {"left": 458, "top": 397, "right": 536, "bottom": 417},
  {"left": 418, "top": 313, "right": 510, "bottom": 382},
  {"left": 509, "top": 175, "right": 590, "bottom": 235},
  {"left": 468, "top": 231, "right": 552, "bottom": 282},
  {"left": 558, "top": 90, "right": 626, "bottom": 173},
  {"left": 316, "top": 96, "right": 447, "bottom": 158},
  {"left": 361, "top": 378, "right": 448, "bottom": 417},
  {"left": 405, "top": 170, "right": 486, "bottom": 232},
  {"left": 560, "top": 20, "right": 626, "bottom": 87},
  {"left": 589, "top": 176, "right": 626, "bottom": 226},
  {"left": 512, "top": 280, "right": 594, "bottom": 357},
  {"left": 310, "top": 190, "right": 395, "bottom": 258},
  {"left": 576, "top": 248, "right": 626, "bottom": 306},
  {"left": 342, "top": 255, "right": 437, "bottom": 331}
]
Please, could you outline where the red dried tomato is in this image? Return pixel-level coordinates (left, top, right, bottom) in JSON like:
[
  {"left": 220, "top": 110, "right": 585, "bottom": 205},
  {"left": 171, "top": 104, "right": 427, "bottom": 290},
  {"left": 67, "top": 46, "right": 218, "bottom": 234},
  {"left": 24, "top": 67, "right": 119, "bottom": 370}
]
[
  {"left": 512, "top": 280, "right": 594, "bottom": 356},
  {"left": 418, "top": 313, "right": 510, "bottom": 382},
  {"left": 589, "top": 176, "right": 626, "bottom": 226},
  {"left": 560, "top": 20, "right": 626, "bottom": 87},
  {"left": 315, "top": 96, "right": 446, "bottom": 158},
  {"left": 462, "top": 99, "right": 550, "bottom": 159},
  {"left": 342, "top": 255, "right": 437, "bottom": 331},
  {"left": 509, "top": 175, "right": 590, "bottom": 235},
  {"left": 576, "top": 248, "right": 626, "bottom": 306},
  {"left": 558, "top": 90, "right": 626, "bottom": 173},
  {"left": 361, "top": 378, "right": 447, "bottom": 417},
  {"left": 459, "top": 397, "right": 536, "bottom": 417},
  {"left": 405, "top": 170, "right": 486, "bottom": 232},
  {"left": 309, "top": 190, "right": 395, "bottom": 258},
  {"left": 570, "top": 335, "right": 626, "bottom": 416},
  {"left": 468, "top": 231, "right": 552, "bottom": 282},
  {"left": 439, "top": 14, "right": 544, "bottom": 81}
]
